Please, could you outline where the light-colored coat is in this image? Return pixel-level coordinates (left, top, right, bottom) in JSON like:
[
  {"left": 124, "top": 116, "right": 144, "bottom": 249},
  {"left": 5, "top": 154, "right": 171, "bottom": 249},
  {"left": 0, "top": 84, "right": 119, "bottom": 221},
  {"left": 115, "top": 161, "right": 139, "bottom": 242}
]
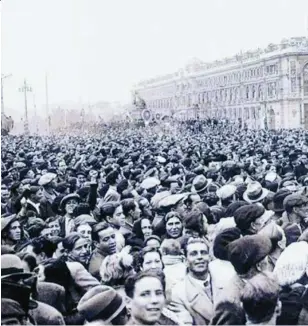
[
  {"left": 169, "top": 274, "right": 214, "bottom": 325},
  {"left": 208, "top": 259, "right": 237, "bottom": 304},
  {"left": 66, "top": 261, "right": 100, "bottom": 306}
]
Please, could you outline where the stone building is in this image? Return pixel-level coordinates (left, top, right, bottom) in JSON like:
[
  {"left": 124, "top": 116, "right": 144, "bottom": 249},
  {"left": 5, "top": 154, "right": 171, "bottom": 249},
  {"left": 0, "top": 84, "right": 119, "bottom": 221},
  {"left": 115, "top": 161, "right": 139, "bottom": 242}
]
[{"left": 133, "top": 37, "right": 308, "bottom": 129}]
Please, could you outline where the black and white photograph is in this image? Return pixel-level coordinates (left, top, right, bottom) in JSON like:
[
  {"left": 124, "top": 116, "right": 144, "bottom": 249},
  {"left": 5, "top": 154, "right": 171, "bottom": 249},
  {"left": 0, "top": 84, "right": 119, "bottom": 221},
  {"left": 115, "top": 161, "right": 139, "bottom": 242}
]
[{"left": 1, "top": 0, "right": 308, "bottom": 325}]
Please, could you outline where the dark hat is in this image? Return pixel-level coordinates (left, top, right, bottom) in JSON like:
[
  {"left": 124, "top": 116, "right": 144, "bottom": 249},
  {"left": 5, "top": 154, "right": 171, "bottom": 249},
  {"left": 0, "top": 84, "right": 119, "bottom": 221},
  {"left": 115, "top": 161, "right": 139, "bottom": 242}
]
[
  {"left": 213, "top": 227, "right": 242, "bottom": 260},
  {"left": 272, "top": 189, "right": 292, "bottom": 213},
  {"left": 210, "top": 301, "right": 246, "bottom": 325},
  {"left": 77, "top": 285, "right": 126, "bottom": 323},
  {"left": 227, "top": 234, "right": 273, "bottom": 274},
  {"left": 283, "top": 223, "right": 302, "bottom": 246},
  {"left": 60, "top": 193, "right": 80, "bottom": 209},
  {"left": 234, "top": 204, "right": 265, "bottom": 233},
  {"left": 283, "top": 193, "right": 308, "bottom": 212}
]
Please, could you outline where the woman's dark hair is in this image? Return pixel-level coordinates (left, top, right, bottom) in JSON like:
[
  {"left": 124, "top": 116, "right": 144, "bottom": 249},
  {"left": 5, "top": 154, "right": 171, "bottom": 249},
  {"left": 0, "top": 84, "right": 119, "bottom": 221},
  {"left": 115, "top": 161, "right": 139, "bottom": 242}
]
[
  {"left": 17, "top": 252, "right": 37, "bottom": 272},
  {"left": 136, "top": 246, "right": 163, "bottom": 272},
  {"left": 143, "top": 235, "right": 161, "bottom": 247},
  {"left": 183, "top": 209, "right": 205, "bottom": 236},
  {"left": 164, "top": 211, "right": 182, "bottom": 224},
  {"left": 132, "top": 217, "right": 152, "bottom": 241},
  {"left": 125, "top": 270, "right": 166, "bottom": 299},
  {"left": 62, "top": 232, "right": 84, "bottom": 252},
  {"left": 121, "top": 199, "right": 136, "bottom": 216}
]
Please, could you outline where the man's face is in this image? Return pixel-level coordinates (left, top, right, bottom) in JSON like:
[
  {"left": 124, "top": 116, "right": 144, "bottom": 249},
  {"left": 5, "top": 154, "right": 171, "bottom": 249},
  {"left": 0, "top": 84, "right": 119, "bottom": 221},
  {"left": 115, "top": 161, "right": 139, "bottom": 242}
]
[
  {"left": 98, "top": 227, "right": 117, "bottom": 254},
  {"left": 65, "top": 199, "right": 78, "bottom": 215},
  {"left": 130, "top": 276, "right": 165, "bottom": 325},
  {"left": 8, "top": 221, "right": 21, "bottom": 241},
  {"left": 53, "top": 242, "right": 65, "bottom": 258},
  {"left": 111, "top": 205, "right": 125, "bottom": 227},
  {"left": 77, "top": 224, "right": 92, "bottom": 241},
  {"left": 58, "top": 161, "right": 67, "bottom": 173},
  {"left": 48, "top": 220, "right": 60, "bottom": 236},
  {"left": 1, "top": 187, "right": 10, "bottom": 202},
  {"left": 70, "top": 237, "right": 91, "bottom": 264},
  {"left": 77, "top": 174, "right": 86, "bottom": 185},
  {"left": 186, "top": 242, "right": 209, "bottom": 277}
]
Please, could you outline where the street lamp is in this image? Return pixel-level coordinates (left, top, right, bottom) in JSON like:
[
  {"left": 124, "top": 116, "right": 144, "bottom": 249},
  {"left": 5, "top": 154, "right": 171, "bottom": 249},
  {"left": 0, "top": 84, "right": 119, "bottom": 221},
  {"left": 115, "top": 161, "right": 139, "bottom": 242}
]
[{"left": 1, "top": 74, "right": 12, "bottom": 114}]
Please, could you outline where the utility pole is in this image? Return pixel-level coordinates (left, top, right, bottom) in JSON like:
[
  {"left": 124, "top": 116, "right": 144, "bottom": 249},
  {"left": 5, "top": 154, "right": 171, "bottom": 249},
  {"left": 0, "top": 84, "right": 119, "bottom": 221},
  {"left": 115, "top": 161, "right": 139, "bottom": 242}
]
[
  {"left": 45, "top": 73, "right": 50, "bottom": 134},
  {"left": 1, "top": 74, "right": 12, "bottom": 114},
  {"left": 33, "top": 93, "right": 39, "bottom": 134},
  {"left": 19, "top": 79, "right": 32, "bottom": 136}
]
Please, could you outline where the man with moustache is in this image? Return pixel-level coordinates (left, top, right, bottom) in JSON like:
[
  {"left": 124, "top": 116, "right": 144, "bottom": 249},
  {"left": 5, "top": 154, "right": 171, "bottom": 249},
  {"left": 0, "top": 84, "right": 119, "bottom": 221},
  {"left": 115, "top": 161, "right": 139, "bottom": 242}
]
[{"left": 169, "top": 238, "right": 213, "bottom": 325}]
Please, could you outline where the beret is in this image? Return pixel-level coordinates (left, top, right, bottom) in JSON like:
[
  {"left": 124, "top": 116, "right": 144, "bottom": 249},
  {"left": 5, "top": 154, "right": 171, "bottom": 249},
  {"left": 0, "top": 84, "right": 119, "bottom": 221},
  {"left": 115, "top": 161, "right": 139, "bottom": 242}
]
[
  {"left": 234, "top": 204, "right": 265, "bottom": 233},
  {"left": 213, "top": 227, "right": 242, "bottom": 260},
  {"left": 227, "top": 234, "right": 273, "bottom": 274}
]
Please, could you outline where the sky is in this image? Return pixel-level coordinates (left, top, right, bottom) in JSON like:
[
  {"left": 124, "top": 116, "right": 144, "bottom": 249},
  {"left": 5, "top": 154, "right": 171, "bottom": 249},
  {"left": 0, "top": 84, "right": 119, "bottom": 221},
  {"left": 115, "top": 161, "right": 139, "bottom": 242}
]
[{"left": 1, "top": 0, "right": 308, "bottom": 120}]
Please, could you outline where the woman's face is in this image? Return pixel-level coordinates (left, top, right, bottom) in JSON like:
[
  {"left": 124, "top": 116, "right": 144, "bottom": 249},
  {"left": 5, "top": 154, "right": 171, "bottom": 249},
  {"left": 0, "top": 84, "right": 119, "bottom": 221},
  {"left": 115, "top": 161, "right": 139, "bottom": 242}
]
[
  {"left": 65, "top": 199, "right": 78, "bottom": 215},
  {"left": 77, "top": 224, "right": 92, "bottom": 241},
  {"left": 142, "top": 251, "right": 163, "bottom": 271},
  {"left": 112, "top": 205, "right": 125, "bottom": 227},
  {"left": 70, "top": 237, "right": 91, "bottom": 264},
  {"left": 166, "top": 216, "right": 183, "bottom": 239},
  {"left": 7, "top": 221, "right": 21, "bottom": 241},
  {"left": 48, "top": 220, "right": 61, "bottom": 236},
  {"left": 141, "top": 219, "right": 153, "bottom": 239}
]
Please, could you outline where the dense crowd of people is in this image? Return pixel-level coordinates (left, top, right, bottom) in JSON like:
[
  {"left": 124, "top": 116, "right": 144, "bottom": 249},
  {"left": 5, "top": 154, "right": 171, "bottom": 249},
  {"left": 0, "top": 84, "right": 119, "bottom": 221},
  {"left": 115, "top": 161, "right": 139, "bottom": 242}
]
[{"left": 1, "top": 119, "right": 308, "bottom": 325}]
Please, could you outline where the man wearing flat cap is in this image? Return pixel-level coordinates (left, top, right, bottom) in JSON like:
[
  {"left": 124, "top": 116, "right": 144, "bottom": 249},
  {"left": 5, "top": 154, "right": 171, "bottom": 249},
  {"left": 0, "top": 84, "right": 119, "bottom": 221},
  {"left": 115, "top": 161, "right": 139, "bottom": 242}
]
[{"left": 282, "top": 193, "right": 308, "bottom": 231}]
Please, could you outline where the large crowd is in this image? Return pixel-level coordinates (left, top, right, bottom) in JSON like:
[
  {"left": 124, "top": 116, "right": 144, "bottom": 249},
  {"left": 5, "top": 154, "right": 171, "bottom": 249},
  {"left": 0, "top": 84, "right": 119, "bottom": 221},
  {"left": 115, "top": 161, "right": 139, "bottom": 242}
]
[{"left": 1, "top": 119, "right": 308, "bottom": 325}]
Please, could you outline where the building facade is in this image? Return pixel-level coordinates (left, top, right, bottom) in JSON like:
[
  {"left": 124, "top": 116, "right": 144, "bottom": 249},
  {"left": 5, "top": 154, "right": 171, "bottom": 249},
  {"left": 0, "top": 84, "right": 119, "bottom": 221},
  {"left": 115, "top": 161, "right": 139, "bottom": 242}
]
[{"left": 133, "top": 37, "right": 308, "bottom": 129}]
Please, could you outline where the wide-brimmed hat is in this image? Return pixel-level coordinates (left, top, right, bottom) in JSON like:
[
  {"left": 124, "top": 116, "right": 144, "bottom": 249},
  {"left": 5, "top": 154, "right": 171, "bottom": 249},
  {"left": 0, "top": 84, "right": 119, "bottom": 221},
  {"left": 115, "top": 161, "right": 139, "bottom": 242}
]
[
  {"left": 140, "top": 177, "right": 160, "bottom": 190},
  {"left": 158, "top": 193, "right": 189, "bottom": 209},
  {"left": 74, "top": 214, "right": 97, "bottom": 227},
  {"left": 191, "top": 175, "right": 212, "bottom": 193},
  {"left": 243, "top": 181, "right": 269, "bottom": 203},
  {"left": 272, "top": 189, "right": 292, "bottom": 213},
  {"left": 60, "top": 193, "right": 80, "bottom": 209},
  {"left": 1, "top": 215, "right": 18, "bottom": 233},
  {"left": 150, "top": 191, "right": 170, "bottom": 209},
  {"left": 77, "top": 285, "right": 126, "bottom": 323},
  {"left": 38, "top": 172, "right": 57, "bottom": 186},
  {"left": 216, "top": 184, "right": 237, "bottom": 200}
]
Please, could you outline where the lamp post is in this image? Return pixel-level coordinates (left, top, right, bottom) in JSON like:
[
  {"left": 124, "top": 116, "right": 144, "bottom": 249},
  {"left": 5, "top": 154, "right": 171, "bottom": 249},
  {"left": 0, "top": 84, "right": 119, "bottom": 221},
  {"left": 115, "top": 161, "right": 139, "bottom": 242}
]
[
  {"left": 19, "top": 79, "right": 32, "bottom": 136},
  {"left": 1, "top": 74, "right": 12, "bottom": 114}
]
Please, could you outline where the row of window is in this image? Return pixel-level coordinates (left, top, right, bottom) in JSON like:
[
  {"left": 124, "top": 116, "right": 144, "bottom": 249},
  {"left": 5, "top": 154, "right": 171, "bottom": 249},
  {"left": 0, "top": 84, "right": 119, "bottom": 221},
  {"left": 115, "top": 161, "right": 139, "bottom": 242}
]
[
  {"left": 193, "top": 64, "right": 279, "bottom": 89},
  {"left": 147, "top": 82, "right": 279, "bottom": 109}
]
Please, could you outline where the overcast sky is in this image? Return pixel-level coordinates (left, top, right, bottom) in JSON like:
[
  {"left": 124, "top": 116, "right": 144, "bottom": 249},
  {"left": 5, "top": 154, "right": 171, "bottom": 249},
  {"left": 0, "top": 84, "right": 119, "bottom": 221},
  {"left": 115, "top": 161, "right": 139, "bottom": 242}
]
[{"left": 1, "top": 0, "right": 308, "bottom": 119}]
